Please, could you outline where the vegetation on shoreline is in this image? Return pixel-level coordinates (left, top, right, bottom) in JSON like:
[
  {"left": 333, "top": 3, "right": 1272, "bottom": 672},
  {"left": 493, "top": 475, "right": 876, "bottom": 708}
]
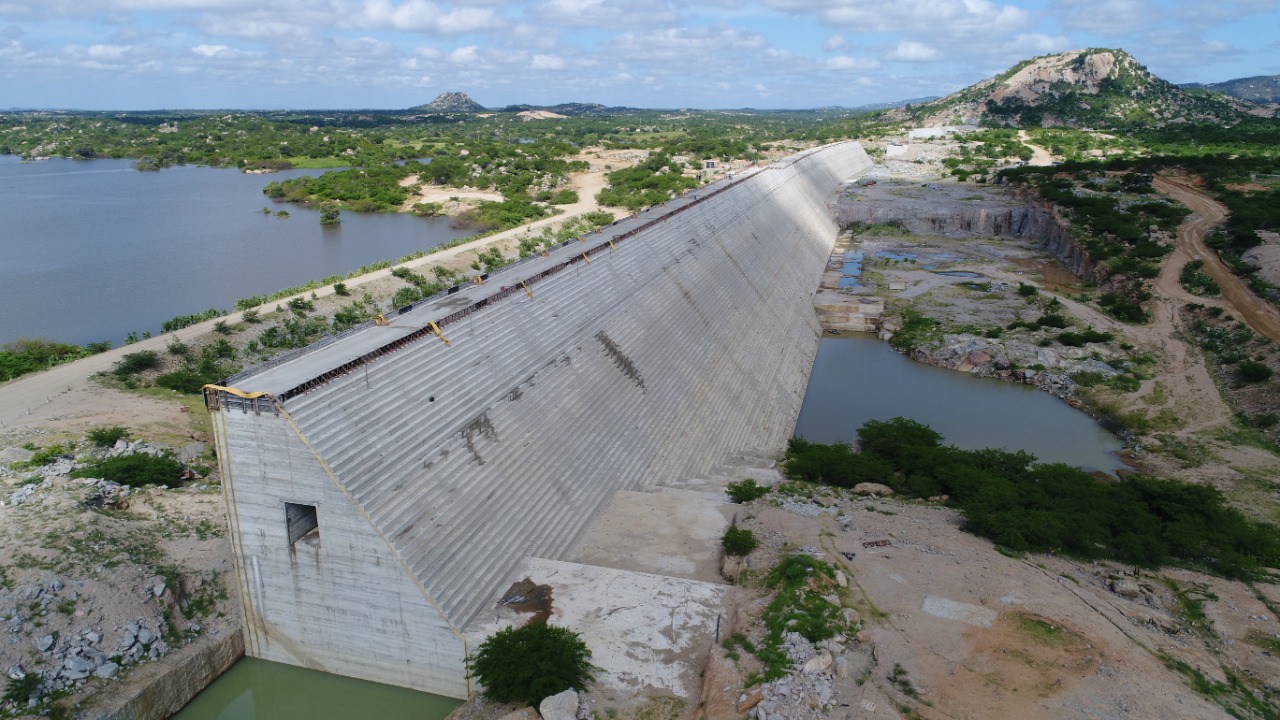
[
  {"left": 1, "top": 339, "right": 110, "bottom": 382},
  {"left": 786, "top": 419, "right": 1280, "bottom": 579}
]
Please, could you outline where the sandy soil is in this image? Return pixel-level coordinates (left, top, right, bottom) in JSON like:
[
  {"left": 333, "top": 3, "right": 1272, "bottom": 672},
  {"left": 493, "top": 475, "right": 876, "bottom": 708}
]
[
  {"left": 1018, "top": 130, "right": 1055, "bottom": 167},
  {"left": 705, "top": 487, "right": 1278, "bottom": 720}
]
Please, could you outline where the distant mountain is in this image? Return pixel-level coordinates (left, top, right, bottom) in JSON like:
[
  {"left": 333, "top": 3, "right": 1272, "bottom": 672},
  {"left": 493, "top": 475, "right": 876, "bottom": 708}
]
[
  {"left": 886, "top": 48, "right": 1250, "bottom": 129},
  {"left": 413, "top": 92, "right": 485, "bottom": 113},
  {"left": 1181, "top": 75, "right": 1280, "bottom": 104}
]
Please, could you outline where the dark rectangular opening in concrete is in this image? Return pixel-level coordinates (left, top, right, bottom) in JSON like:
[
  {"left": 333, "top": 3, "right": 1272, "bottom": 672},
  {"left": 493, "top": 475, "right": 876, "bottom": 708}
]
[{"left": 285, "top": 502, "right": 319, "bottom": 545}]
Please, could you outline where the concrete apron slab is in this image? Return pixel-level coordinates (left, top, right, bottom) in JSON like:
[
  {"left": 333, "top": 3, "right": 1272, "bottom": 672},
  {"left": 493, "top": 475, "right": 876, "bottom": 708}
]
[
  {"left": 465, "top": 558, "right": 727, "bottom": 701},
  {"left": 569, "top": 488, "right": 733, "bottom": 582}
]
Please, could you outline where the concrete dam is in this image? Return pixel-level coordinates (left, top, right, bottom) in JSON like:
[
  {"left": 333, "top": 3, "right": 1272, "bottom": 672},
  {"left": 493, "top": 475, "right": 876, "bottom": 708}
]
[{"left": 205, "top": 141, "right": 873, "bottom": 699}]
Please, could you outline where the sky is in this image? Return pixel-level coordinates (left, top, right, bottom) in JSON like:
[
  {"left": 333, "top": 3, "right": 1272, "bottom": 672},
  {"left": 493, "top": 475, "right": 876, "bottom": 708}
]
[{"left": 1, "top": 0, "right": 1277, "bottom": 110}]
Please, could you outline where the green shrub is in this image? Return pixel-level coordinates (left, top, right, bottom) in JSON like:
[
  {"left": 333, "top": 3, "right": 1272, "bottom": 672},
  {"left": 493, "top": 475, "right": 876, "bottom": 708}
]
[
  {"left": 156, "top": 369, "right": 212, "bottom": 394},
  {"left": 783, "top": 419, "right": 1280, "bottom": 579},
  {"left": 470, "top": 623, "right": 594, "bottom": 706},
  {"left": 1017, "top": 282, "right": 1038, "bottom": 296},
  {"left": 71, "top": 452, "right": 184, "bottom": 488},
  {"left": 3, "top": 672, "right": 41, "bottom": 705},
  {"left": 87, "top": 426, "right": 129, "bottom": 448},
  {"left": 333, "top": 282, "right": 350, "bottom": 296},
  {"left": 1035, "top": 313, "right": 1069, "bottom": 329},
  {"left": 28, "top": 443, "right": 69, "bottom": 466},
  {"left": 113, "top": 350, "right": 160, "bottom": 377},
  {"left": 726, "top": 479, "right": 771, "bottom": 503},
  {"left": 1237, "top": 361, "right": 1274, "bottom": 383},
  {"left": 722, "top": 527, "right": 759, "bottom": 556}
]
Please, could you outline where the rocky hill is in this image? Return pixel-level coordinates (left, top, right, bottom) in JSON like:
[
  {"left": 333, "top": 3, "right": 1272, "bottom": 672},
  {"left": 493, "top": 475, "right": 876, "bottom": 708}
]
[
  {"left": 1182, "top": 74, "right": 1280, "bottom": 104},
  {"left": 888, "top": 48, "right": 1249, "bottom": 129},
  {"left": 414, "top": 91, "right": 485, "bottom": 112}
]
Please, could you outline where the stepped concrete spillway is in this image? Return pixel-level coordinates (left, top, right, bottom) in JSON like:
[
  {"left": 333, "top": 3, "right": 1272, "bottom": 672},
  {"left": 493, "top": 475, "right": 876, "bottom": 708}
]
[{"left": 205, "top": 141, "right": 873, "bottom": 698}]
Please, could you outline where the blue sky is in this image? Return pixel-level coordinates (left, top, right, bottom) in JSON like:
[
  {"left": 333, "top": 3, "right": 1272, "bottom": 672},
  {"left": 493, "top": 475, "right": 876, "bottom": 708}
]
[{"left": 1, "top": 0, "right": 1276, "bottom": 110}]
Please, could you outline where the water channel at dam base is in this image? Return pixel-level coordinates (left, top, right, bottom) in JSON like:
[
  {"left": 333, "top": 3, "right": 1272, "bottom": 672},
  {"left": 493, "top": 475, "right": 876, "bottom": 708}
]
[
  {"left": 170, "top": 658, "right": 461, "bottom": 720},
  {"left": 794, "top": 334, "right": 1127, "bottom": 475}
]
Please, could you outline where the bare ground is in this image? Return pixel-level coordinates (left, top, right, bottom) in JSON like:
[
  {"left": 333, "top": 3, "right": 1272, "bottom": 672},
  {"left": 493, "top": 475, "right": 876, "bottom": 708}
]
[{"left": 707, "top": 487, "right": 1278, "bottom": 720}]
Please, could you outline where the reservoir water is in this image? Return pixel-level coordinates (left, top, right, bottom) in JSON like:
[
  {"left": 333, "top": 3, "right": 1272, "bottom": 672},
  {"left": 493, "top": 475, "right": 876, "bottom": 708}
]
[
  {"left": 0, "top": 156, "right": 470, "bottom": 347},
  {"left": 171, "top": 658, "right": 460, "bottom": 720},
  {"left": 795, "top": 334, "right": 1126, "bottom": 474}
]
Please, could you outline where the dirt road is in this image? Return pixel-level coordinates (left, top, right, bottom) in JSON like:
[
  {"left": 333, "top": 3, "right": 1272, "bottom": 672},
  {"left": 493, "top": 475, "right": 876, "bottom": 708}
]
[
  {"left": 1017, "top": 130, "right": 1055, "bottom": 167},
  {"left": 1154, "top": 175, "right": 1280, "bottom": 344}
]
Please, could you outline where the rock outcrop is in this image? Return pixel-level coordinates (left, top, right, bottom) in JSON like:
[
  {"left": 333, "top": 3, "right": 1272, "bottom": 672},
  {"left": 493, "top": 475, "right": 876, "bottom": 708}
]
[
  {"left": 884, "top": 48, "right": 1252, "bottom": 129},
  {"left": 415, "top": 92, "right": 485, "bottom": 113}
]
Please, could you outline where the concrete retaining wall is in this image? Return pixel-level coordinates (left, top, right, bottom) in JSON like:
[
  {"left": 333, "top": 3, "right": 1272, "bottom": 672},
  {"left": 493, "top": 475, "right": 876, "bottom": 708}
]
[
  {"left": 87, "top": 629, "right": 242, "bottom": 720},
  {"left": 210, "top": 142, "right": 872, "bottom": 698}
]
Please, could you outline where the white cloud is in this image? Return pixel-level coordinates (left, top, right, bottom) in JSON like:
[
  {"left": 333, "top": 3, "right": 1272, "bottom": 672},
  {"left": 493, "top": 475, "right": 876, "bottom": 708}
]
[
  {"left": 87, "top": 43, "right": 133, "bottom": 59},
  {"left": 823, "top": 35, "right": 844, "bottom": 51},
  {"left": 887, "top": 40, "right": 940, "bottom": 62},
  {"left": 607, "top": 25, "right": 768, "bottom": 67},
  {"left": 530, "top": 53, "right": 565, "bottom": 69},
  {"left": 448, "top": 45, "right": 481, "bottom": 64},
  {"left": 354, "top": 0, "right": 502, "bottom": 34},
  {"left": 1051, "top": 0, "right": 1153, "bottom": 35},
  {"left": 825, "top": 55, "right": 879, "bottom": 71},
  {"left": 192, "top": 43, "right": 229, "bottom": 56},
  {"left": 764, "top": 0, "right": 1031, "bottom": 38},
  {"left": 535, "top": 0, "right": 680, "bottom": 28}
]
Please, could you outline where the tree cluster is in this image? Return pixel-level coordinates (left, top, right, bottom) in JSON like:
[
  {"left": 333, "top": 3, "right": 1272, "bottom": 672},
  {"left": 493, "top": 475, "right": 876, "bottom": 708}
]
[{"left": 786, "top": 419, "right": 1280, "bottom": 579}]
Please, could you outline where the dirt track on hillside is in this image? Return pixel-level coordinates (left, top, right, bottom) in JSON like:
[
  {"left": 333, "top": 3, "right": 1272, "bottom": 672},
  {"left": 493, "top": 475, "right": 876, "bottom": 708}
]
[{"left": 1154, "top": 175, "right": 1280, "bottom": 344}]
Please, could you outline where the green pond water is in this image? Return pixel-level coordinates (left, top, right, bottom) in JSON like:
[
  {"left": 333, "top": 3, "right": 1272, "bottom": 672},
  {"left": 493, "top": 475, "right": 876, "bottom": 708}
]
[
  {"left": 170, "top": 658, "right": 461, "bottom": 720},
  {"left": 794, "top": 334, "right": 1126, "bottom": 474}
]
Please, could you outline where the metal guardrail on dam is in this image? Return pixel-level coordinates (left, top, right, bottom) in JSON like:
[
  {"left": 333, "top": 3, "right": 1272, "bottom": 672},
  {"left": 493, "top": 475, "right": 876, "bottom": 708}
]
[{"left": 223, "top": 145, "right": 848, "bottom": 406}]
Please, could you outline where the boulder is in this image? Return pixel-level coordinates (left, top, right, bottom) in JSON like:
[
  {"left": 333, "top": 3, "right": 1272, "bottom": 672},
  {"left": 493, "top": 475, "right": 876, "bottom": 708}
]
[
  {"left": 0, "top": 447, "right": 34, "bottom": 463},
  {"left": 178, "top": 442, "right": 205, "bottom": 463},
  {"left": 851, "top": 483, "right": 893, "bottom": 496},
  {"left": 802, "top": 651, "right": 833, "bottom": 675},
  {"left": 721, "top": 555, "right": 747, "bottom": 583},
  {"left": 538, "top": 689, "right": 579, "bottom": 720},
  {"left": 738, "top": 685, "right": 764, "bottom": 713},
  {"left": 1111, "top": 578, "right": 1142, "bottom": 599}
]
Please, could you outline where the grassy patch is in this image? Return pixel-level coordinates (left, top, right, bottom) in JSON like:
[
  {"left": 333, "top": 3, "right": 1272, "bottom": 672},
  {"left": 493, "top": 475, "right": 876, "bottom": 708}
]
[
  {"left": 1158, "top": 652, "right": 1279, "bottom": 720},
  {"left": 747, "top": 554, "right": 855, "bottom": 682},
  {"left": 1013, "top": 614, "right": 1069, "bottom": 645}
]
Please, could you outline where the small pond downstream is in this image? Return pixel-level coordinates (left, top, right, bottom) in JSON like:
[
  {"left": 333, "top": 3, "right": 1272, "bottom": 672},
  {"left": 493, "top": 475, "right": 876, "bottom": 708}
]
[
  {"left": 171, "top": 658, "right": 460, "bottom": 720},
  {"left": 794, "top": 334, "right": 1127, "bottom": 474}
]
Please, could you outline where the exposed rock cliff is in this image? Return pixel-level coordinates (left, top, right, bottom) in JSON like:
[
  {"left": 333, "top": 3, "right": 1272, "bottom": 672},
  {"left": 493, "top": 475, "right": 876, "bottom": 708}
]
[{"left": 838, "top": 189, "right": 1099, "bottom": 279}]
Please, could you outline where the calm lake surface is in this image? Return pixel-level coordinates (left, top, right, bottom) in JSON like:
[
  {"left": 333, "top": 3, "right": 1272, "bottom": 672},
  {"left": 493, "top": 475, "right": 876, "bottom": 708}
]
[
  {"left": 795, "top": 334, "right": 1127, "bottom": 474},
  {"left": 0, "top": 156, "right": 469, "bottom": 347},
  {"left": 170, "top": 658, "right": 461, "bottom": 720}
]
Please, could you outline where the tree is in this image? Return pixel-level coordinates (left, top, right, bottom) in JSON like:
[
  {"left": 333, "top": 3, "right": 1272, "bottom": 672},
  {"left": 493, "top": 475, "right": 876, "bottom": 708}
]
[
  {"left": 471, "top": 622, "right": 594, "bottom": 706},
  {"left": 319, "top": 202, "right": 341, "bottom": 226}
]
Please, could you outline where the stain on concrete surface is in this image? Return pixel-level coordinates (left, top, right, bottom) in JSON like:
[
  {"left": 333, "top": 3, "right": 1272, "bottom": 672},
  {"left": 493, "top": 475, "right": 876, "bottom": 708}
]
[{"left": 595, "top": 332, "right": 645, "bottom": 391}]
